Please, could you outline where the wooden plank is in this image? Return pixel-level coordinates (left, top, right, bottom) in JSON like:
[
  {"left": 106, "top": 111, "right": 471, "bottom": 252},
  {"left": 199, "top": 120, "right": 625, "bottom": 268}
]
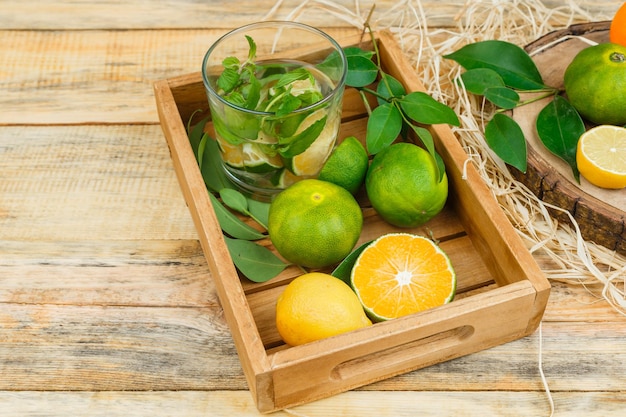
[
  {"left": 0, "top": 28, "right": 359, "bottom": 125},
  {"left": 2, "top": 305, "right": 625, "bottom": 392},
  {"left": 0, "top": 0, "right": 615, "bottom": 30},
  {"left": 0, "top": 304, "right": 246, "bottom": 390},
  {"left": 0, "top": 125, "right": 197, "bottom": 240},
  {"left": 1, "top": 390, "right": 625, "bottom": 417},
  {"left": 0, "top": 239, "right": 215, "bottom": 307}
]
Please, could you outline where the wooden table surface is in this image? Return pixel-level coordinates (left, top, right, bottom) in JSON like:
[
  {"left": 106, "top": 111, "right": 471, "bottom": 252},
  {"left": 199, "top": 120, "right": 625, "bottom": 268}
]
[{"left": 2, "top": 1, "right": 625, "bottom": 416}]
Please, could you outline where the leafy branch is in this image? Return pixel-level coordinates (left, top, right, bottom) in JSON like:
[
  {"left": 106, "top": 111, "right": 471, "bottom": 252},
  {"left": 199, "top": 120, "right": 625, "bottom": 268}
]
[
  {"left": 345, "top": 28, "right": 460, "bottom": 179},
  {"left": 444, "top": 40, "right": 585, "bottom": 181}
]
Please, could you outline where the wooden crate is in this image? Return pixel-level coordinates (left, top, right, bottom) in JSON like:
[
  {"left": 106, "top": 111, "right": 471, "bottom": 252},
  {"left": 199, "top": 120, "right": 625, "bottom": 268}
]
[{"left": 153, "top": 30, "right": 550, "bottom": 413}]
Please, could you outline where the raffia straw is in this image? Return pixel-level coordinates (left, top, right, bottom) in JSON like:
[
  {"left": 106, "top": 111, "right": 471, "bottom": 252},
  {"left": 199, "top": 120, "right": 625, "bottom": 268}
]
[{"left": 265, "top": 0, "right": 626, "bottom": 316}]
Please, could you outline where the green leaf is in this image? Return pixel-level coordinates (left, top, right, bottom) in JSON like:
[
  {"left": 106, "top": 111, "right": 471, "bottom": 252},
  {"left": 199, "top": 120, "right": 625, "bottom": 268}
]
[
  {"left": 217, "top": 68, "right": 240, "bottom": 93},
  {"left": 221, "top": 56, "right": 240, "bottom": 70},
  {"left": 198, "top": 136, "right": 234, "bottom": 193},
  {"left": 345, "top": 55, "right": 379, "bottom": 87},
  {"left": 460, "top": 67, "right": 505, "bottom": 94},
  {"left": 275, "top": 67, "right": 310, "bottom": 88},
  {"left": 209, "top": 193, "right": 266, "bottom": 240},
  {"left": 331, "top": 240, "right": 373, "bottom": 285},
  {"left": 484, "top": 86, "right": 520, "bottom": 109},
  {"left": 219, "top": 188, "right": 250, "bottom": 215},
  {"left": 343, "top": 47, "right": 375, "bottom": 60},
  {"left": 536, "top": 95, "right": 584, "bottom": 182},
  {"left": 245, "top": 35, "right": 257, "bottom": 63},
  {"left": 278, "top": 115, "right": 327, "bottom": 158},
  {"left": 399, "top": 92, "right": 460, "bottom": 126},
  {"left": 484, "top": 113, "right": 527, "bottom": 173},
  {"left": 444, "top": 40, "right": 545, "bottom": 91},
  {"left": 197, "top": 133, "right": 209, "bottom": 171},
  {"left": 247, "top": 198, "right": 270, "bottom": 229},
  {"left": 275, "top": 94, "right": 302, "bottom": 117},
  {"left": 188, "top": 116, "right": 209, "bottom": 156},
  {"left": 316, "top": 49, "right": 345, "bottom": 80},
  {"left": 409, "top": 125, "right": 438, "bottom": 171},
  {"left": 376, "top": 73, "right": 406, "bottom": 105},
  {"left": 224, "top": 236, "right": 289, "bottom": 283},
  {"left": 366, "top": 103, "right": 402, "bottom": 154}
]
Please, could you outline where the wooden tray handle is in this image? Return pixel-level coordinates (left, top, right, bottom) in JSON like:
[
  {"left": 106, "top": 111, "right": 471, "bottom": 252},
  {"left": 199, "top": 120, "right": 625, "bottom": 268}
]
[{"left": 330, "top": 325, "right": 475, "bottom": 382}]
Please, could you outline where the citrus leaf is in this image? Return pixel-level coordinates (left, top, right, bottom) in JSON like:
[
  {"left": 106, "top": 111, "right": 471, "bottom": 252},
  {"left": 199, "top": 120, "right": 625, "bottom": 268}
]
[
  {"left": 345, "top": 54, "right": 379, "bottom": 87},
  {"left": 219, "top": 188, "right": 249, "bottom": 215},
  {"left": 408, "top": 124, "right": 435, "bottom": 160},
  {"left": 247, "top": 198, "right": 270, "bottom": 229},
  {"left": 198, "top": 136, "right": 234, "bottom": 193},
  {"left": 536, "top": 95, "right": 584, "bottom": 182},
  {"left": 377, "top": 73, "right": 406, "bottom": 105},
  {"left": 366, "top": 103, "right": 402, "bottom": 154},
  {"left": 331, "top": 240, "right": 373, "bottom": 285},
  {"left": 209, "top": 193, "right": 266, "bottom": 241},
  {"left": 343, "top": 46, "right": 375, "bottom": 60},
  {"left": 485, "top": 113, "right": 527, "bottom": 173},
  {"left": 224, "top": 236, "right": 288, "bottom": 283},
  {"left": 188, "top": 116, "right": 209, "bottom": 156},
  {"left": 197, "top": 133, "right": 209, "bottom": 171},
  {"left": 484, "top": 86, "right": 520, "bottom": 109},
  {"left": 444, "top": 40, "right": 545, "bottom": 91},
  {"left": 399, "top": 92, "right": 460, "bottom": 126},
  {"left": 460, "top": 67, "right": 505, "bottom": 94}
]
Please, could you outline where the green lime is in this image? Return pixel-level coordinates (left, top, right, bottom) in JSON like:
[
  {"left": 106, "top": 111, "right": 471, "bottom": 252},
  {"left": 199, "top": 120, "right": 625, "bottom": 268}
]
[
  {"left": 564, "top": 42, "right": 626, "bottom": 125},
  {"left": 268, "top": 179, "right": 363, "bottom": 269},
  {"left": 365, "top": 142, "right": 448, "bottom": 228},
  {"left": 318, "top": 136, "right": 369, "bottom": 194}
]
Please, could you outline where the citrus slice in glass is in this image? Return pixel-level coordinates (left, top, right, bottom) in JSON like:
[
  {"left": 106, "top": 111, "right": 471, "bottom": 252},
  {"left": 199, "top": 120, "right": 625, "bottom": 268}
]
[
  {"left": 284, "top": 109, "right": 339, "bottom": 176},
  {"left": 217, "top": 137, "right": 283, "bottom": 173},
  {"left": 576, "top": 124, "right": 626, "bottom": 189},
  {"left": 350, "top": 233, "right": 456, "bottom": 322}
]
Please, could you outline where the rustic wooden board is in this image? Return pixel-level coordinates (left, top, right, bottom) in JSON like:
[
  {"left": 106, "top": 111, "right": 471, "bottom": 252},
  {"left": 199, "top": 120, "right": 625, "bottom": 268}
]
[
  {"left": 510, "top": 21, "right": 626, "bottom": 255},
  {"left": 1, "top": 390, "right": 626, "bottom": 417},
  {"left": 0, "top": 0, "right": 616, "bottom": 30}
]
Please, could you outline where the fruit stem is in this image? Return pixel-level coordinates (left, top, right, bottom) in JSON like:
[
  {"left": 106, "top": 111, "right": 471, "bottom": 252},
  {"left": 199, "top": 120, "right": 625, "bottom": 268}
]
[{"left": 610, "top": 52, "right": 626, "bottom": 63}]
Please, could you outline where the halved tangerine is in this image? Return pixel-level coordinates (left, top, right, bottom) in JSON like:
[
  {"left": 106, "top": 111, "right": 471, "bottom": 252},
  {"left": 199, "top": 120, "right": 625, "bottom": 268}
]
[{"left": 350, "top": 233, "right": 456, "bottom": 322}]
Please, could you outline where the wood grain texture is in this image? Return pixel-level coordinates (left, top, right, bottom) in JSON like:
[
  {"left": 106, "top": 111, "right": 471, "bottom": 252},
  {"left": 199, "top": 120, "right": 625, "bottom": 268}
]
[
  {"left": 2, "top": 0, "right": 626, "bottom": 415},
  {"left": 0, "top": 0, "right": 616, "bottom": 30},
  {"left": 1, "top": 390, "right": 624, "bottom": 417}
]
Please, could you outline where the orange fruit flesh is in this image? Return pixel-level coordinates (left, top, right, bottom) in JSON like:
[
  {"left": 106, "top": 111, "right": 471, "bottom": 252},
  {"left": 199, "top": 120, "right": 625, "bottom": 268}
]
[{"left": 351, "top": 233, "right": 456, "bottom": 321}]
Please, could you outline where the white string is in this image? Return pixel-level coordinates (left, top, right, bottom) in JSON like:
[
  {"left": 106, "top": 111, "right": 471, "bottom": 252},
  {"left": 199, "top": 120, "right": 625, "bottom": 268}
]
[{"left": 538, "top": 322, "right": 555, "bottom": 417}]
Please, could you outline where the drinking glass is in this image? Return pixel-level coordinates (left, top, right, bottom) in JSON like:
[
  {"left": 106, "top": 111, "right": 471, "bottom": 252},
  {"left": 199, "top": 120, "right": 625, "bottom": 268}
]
[{"left": 202, "top": 21, "right": 347, "bottom": 200}]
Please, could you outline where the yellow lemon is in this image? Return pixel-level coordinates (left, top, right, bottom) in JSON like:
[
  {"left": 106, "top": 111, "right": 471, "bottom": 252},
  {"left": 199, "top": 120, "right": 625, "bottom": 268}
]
[
  {"left": 275, "top": 272, "right": 372, "bottom": 346},
  {"left": 576, "top": 124, "right": 626, "bottom": 189}
]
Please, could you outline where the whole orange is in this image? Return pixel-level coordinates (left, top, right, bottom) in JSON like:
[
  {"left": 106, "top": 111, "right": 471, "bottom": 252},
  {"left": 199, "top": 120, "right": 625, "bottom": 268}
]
[{"left": 610, "top": 2, "right": 626, "bottom": 47}]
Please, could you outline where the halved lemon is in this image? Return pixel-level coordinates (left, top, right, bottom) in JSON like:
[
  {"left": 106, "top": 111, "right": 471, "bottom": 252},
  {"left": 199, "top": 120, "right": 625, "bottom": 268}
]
[{"left": 576, "top": 125, "right": 626, "bottom": 189}]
